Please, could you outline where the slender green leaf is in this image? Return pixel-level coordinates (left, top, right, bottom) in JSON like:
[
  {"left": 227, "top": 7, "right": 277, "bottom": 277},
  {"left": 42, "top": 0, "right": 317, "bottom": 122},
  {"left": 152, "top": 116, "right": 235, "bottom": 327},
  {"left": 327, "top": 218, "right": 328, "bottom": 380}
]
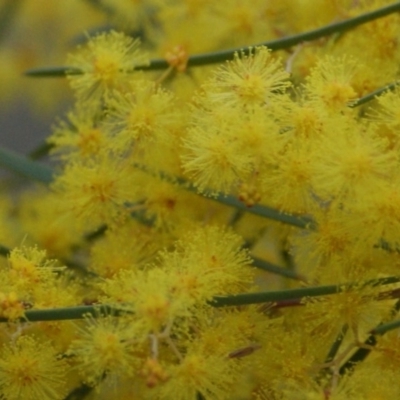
[
  {"left": 252, "top": 256, "right": 304, "bottom": 280},
  {"left": 370, "top": 318, "right": 400, "bottom": 335},
  {"left": 350, "top": 80, "right": 400, "bottom": 108},
  {"left": 25, "top": 66, "right": 82, "bottom": 78},
  {"left": 0, "top": 304, "right": 128, "bottom": 323},
  {"left": 339, "top": 300, "right": 400, "bottom": 375},
  {"left": 133, "top": 163, "right": 313, "bottom": 229},
  {"left": 0, "top": 146, "right": 53, "bottom": 183},
  {"left": 211, "top": 276, "right": 400, "bottom": 307},
  {"left": 28, "top": 141, "right": 54, "bottom": 160},
  {"left": 339, "top": 335, "right": 377, "bottom": 375},
  {"left": 0, "top": 244, "right": 10, "bottom": 257},
  {"left": 0, "top": 276, "right": 397, "bottom": 323},
  {"left": 213, "top": 193, "right": 313, "bottom": 229},
  {"left": 324, "top": 324, "right": 348, "bottom": 364},
  {"left": 64, "top": 383, "right": 93, "bottom": 400}
]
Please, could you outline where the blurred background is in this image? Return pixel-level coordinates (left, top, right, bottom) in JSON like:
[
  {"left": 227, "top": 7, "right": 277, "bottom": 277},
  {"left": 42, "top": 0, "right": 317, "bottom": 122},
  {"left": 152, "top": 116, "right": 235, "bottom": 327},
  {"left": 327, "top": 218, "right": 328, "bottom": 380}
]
[{"left": 0, "top": 0, "right": 105, "bottom": 154}]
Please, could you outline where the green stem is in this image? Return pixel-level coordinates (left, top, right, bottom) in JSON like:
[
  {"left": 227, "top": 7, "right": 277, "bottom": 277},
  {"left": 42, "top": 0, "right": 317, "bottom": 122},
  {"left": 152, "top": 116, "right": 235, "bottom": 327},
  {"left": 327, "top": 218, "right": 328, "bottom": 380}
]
[
  {"left": 25, "top": 2, "right": 400, "bottom": 77},
  {"left": 324, "top": 324, "right": 349, "bottom": 364},
  {"left": 211, "top": 275, "right": 400, "bottom": 307},
  {"left": 350, "top": 80, "right": 400, "bottom": 108},
  {"left": 133, "top": 163, "right": 313, "bottom": 229},
  {"left": 338, "top": 334, "right": 376, "bottom": 376},
  {"left": 64, "top": 382, "right": 93, "bottom": 400},
  {"left": 370, "top": 317, "right": 400, "bottom": 335},
  {"left": 2, "top": 276, "right": 397, "bottom": 322},
  {"left": 0, "top": 244, "right": 10, "bottom": 257},
  {"left": 213, "top": 193, "right": 313, "bottom": 229},
  {"left": 252, "top": 256, "right": 305, "bottom": 281},
  {"left": 0, "top": 304, "right": 127, "bottom": 323},
  {"left": 339, "top": 300, "right": 400, "bottom": 375},
  {"left": 28, "top": 141, "right": 54, "bottom": 160},
  {"left": 0, "top": 146, "right": 53, "bottom": 183}
]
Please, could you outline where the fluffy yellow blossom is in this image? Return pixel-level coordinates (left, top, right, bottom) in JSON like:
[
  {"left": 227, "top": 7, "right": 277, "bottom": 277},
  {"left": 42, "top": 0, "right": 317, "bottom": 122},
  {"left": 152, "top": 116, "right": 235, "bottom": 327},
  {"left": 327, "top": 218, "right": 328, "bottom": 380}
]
[
  {"left": 18, "top": 189, "right": 84, "bottom": 258},
  {"left": 7, "top": 245, "right": 64, "bottom": 294},
  {"left": 51, "top": 153, "right": 140, "bottom": 230},
  {"left": 304, "top": 55, "right": 358, "bottom": 112},
  {"left": 99, "top": 268, "right": 180, "bottom": 335},
  {"left": 48, "top": 107, "right": 108, "bottom": 160},
  {"left": 262, "top": 140, "right": 316, "bottom": 214},
  {"left": 204, "top": 46, "right": 291, "bottom": 108},
  {"left": 0, "top": 335, "right": 68, "bottom": 400},
  {"left": 90, "top": 221, "right": 159, "bottom": 278},
  {"left": 158, "top": 345, "right": 240, "bottom": 400},
  {"left": 67, "top": 30, "right": 149, "bottom": 104},
  {"left": 181, "top": 109, "right": 252, "bottom": 193},
  {"left": 181, "top": 103, "right": 284, "bottom": 195},
  {"left": 310, "top": 116, "right": 396, "bottom": 204},
  {"left": 357, "top": 178, "right": 400, "bottom": 248},
  {"left": 368, "top": 86, "right": 400, "bottom": 150},
  {"left": 0, "top": 291, "right": 25, "bottom": 321},
  {"left": 165, "top": 225, "right": 253, "bottom": 298},
  {"left": 302, "top": 282, "right": 393, "bottom": 344},
  {"left": 68, "top": 313, "right": 140, "bottom": 387},
  {"left": 100, "top": 225, "right": 252, "bottom": 337},
  {"left": 105, "top": 79, "right": 179, "bottom": 154}
]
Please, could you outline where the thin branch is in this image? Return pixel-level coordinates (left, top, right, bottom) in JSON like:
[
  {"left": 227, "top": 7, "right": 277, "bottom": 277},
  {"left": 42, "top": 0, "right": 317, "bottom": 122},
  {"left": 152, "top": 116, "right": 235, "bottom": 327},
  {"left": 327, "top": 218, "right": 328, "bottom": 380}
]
[
  {"left": 25, "top": 2, "right": 400, "bottom": 77},
  {"left": 252, "top": 256, "right": 305, "bottom": 281},
  {"left": 211, "top": 275, "right": 400, "bottom": 307},
  {"left": 350, "top": 80, "right": 400, "bottom": 108},
  {"left": 0, "top": 146, "right": 53, "bottom": 183}
]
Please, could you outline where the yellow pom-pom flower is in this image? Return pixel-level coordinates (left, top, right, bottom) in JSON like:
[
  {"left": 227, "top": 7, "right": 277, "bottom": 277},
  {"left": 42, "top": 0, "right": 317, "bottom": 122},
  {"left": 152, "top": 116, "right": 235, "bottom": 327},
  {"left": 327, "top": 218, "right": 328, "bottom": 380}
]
[
  {"left": 0, "top": 335, "right": 68, "bottom": 400},
  {"left": 67, "top": 30, "right": 149, "bottom": 105}
]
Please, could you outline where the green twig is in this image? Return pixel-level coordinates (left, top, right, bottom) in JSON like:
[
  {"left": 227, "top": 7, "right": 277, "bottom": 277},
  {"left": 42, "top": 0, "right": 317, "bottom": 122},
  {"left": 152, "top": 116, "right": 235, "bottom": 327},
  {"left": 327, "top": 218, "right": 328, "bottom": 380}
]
[
  {"left": 1, "top": 276, "right": 397, "bottom": 323},
  {"left": 252, "top": 256, "right": 305, "bottom": 281},
  {"left": 0, "top": 244, "right": 10, "bottom": 257},
  {"left": 64, "top": 383, "right": 93, "bottom": 400},
  {"left": 0, "top": 304, "right": 127, "bottom": 323},
  {"left": 213, "top": 193, "right": 313, "bottom": 230},
  {"left": 335, "top": 300, "right": 400, "bottom": 376},
  {"left": 370, "top": 317, "right": 400, "bottom": 336},
  {"left": 25, "top": 2, "right": 400, "bottom": 77},
  {"left": 338, "top": 335, "right": 377, "bottom": 376},
  {"left": 133, "top": 163, "right": 313, "bottom": 229},
  {"left": 350, "top": 80, "right": 400, "bottom": 108},
  {"left": 211, "top": 275, "right": 400, "bottom": 307},
  {"left": 0, "top": 146, "right": 53, "bottom": 183},
  {"left": 28, "top": 141, "right": 54, "bottom": 160},
  {"left": 324, "top": 325, "right": 349, "bottom": 364},
  {"left": 2, "top": 145, "right": 311, "bottom": 229}
]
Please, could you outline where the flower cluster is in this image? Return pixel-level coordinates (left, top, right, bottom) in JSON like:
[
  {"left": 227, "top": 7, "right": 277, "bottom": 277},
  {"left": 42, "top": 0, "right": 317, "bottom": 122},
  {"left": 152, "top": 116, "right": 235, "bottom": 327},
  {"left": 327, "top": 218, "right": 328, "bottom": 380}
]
[{"left": 1, "top": 1, "right": 400, "bottom": 399}]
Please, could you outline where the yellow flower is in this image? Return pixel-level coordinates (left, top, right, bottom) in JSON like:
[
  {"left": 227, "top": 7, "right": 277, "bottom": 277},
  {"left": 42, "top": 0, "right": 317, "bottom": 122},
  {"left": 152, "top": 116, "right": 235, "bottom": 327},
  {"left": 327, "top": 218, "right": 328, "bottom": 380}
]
[
  {"left": 311, "top": 115, "right": 396, "bottom": 204},
  {"left": 8, "top": 245, "right": 64, "bottom": 293},
  {"left": 49, "top": 106, "right": 108, "bottom": 160},
  {"left": 0, "top": 335, "right": 68, "bottom": 400},
  {"left": 52, "top": 153, "right": 139, "bottom": 230},
  {"left": 204, "top": 46, "right": 291, "bottom": 108},
  {"left": 67, "top": 30, "right": 149, "bottom": 105},
  {"left": 158, "top": 345, "right": 239, "bottom": 400},
  {"left": 68, "top": 313, "right": 140, "bottom": 387},
  {"left": 304, "top": 55, "right": 358, "bottom": 112},
  {"left": 105, "top": 79, "right": 179, "bottom": 154}
]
